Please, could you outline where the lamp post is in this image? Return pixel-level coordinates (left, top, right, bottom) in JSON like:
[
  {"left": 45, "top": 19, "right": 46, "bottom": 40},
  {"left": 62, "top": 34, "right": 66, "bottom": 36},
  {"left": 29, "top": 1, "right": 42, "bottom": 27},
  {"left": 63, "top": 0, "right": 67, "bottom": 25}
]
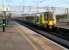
[
  {"left": 2, "top": 11, "right": 6, "bottom": 32},
  {"left": 66, "top": 8, "right": 69, "bottom": 20},
  {"left": 2, "top": 0, "right": 7, "bottom": 32}
]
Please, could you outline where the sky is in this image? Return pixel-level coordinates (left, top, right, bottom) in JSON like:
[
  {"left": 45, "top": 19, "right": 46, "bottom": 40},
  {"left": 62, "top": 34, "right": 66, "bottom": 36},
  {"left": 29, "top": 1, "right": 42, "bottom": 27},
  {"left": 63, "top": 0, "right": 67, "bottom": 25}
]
[
  {"left": 0, "top": 0, "right": 69, "bottom": 15},
  {"left": 0, "top": 0, "right": 69, "bottom": 7}
]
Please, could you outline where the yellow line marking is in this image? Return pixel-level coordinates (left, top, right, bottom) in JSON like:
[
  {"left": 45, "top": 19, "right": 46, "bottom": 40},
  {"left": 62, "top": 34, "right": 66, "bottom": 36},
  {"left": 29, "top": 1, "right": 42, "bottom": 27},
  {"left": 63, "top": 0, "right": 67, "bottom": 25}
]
[{"left": 16, "top": 28, "right": 39, "bottom": 50}]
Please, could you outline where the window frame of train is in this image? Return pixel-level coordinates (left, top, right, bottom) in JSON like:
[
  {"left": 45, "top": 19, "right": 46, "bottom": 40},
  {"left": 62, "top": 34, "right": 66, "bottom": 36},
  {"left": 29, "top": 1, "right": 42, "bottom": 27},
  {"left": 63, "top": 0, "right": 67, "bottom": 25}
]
[{"left": 35, "top": 16, "right": 39, "bottom": 25}]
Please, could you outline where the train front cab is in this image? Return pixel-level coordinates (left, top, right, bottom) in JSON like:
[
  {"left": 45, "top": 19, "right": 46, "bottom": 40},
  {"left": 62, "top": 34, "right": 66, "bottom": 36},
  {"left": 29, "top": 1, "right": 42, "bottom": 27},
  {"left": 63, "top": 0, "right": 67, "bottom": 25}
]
[
  {"left": 46, "top": 12, "right": 56, "bottom": 29},
  {"left": 42, "top": 12, "right": 56, "bottom": 29}
]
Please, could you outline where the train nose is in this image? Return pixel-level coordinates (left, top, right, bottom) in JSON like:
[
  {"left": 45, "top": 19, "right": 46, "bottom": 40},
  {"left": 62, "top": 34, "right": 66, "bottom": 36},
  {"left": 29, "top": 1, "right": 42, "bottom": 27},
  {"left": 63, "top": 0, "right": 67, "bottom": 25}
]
[{"left": 48, "top": 21, "right": 53, "bottom": 26}]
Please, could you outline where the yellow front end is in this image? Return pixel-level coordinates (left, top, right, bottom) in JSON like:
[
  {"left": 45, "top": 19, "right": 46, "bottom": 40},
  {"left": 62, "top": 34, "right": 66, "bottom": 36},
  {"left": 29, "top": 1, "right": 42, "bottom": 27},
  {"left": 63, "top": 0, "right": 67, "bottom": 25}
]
[{"left": 48, "top": 19, "right": 56, "bottom": 29}]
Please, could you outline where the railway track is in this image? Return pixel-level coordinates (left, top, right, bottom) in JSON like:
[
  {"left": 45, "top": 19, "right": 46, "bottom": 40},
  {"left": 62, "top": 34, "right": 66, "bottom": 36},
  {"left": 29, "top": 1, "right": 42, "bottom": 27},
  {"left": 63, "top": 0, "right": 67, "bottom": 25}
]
[{"left": 15, "top": 19, "right": 69, "bottom": 49}]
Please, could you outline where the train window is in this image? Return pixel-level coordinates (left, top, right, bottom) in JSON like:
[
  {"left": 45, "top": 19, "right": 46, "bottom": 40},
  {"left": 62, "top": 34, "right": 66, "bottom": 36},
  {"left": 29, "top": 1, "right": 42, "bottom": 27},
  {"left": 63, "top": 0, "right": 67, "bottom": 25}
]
[
  {"left": 44, "top": 12, "right": 53, "bottom": 19},
  {"left": 35, "top": 16, "right": 39, "bottom": 23},
  {"left": 48, "top": 12, "right": 53, "bottom": 19}
]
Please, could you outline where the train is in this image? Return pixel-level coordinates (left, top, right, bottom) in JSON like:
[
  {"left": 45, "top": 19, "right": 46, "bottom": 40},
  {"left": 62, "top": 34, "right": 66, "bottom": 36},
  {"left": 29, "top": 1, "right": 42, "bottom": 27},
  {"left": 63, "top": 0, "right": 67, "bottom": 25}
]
[{"left": 21, "top": 11, "right": 56, "bottom": 29}]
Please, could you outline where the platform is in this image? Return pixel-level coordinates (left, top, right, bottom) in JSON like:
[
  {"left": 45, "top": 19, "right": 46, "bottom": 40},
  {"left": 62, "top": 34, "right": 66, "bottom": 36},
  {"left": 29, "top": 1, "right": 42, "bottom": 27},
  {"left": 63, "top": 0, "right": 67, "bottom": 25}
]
[
  {"left": 56, "top": 22, "right": 69, "bottom": 29},
  {"left": 0, "top": 21, "right": 68, "bottom": 50},
  {"left": 0, "top": 22, "right": 35, "bottom": 50},
  {"left": 16, "top": 22, "right": 68, "bottom": 50}
]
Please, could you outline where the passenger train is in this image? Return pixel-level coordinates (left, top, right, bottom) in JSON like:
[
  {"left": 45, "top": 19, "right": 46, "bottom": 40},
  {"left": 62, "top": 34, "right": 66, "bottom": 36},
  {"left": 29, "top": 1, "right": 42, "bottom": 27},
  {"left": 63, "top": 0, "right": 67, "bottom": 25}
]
[{"left": 22, "top": 11, "right": 56, "bottom": 29}]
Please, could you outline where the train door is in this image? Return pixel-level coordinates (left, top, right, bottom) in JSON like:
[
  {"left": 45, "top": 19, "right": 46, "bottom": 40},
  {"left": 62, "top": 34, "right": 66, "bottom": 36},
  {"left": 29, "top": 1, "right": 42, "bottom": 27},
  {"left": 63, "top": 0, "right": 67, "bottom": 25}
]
[
  {"left": 39, "top": 13, "right": 45, "bottom": 26},
  {"left": 35, "top": 16, "right": 39, "bottom": 25}
]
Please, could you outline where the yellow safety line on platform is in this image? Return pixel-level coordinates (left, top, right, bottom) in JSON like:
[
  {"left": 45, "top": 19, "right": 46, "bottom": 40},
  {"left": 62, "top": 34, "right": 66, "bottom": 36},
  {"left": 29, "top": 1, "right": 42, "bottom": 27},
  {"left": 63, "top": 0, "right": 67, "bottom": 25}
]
[{"left": 16, "top": 28, "right": 39, "bottom": 50}]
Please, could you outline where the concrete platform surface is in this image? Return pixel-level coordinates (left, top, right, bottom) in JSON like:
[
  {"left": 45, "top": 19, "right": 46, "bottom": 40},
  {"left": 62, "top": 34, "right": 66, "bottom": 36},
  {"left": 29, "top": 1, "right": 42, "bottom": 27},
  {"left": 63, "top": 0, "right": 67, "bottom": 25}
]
[
  {"left": 0, "top": 26, "right": 34, "bottom": 50},
  {"left": 0, "top": 21, "right": 68, "bottom": 50},
  {"left": 16, "top": 23, "right": 68, "bottom": 50},
  {"left": 56, "top": 22, "right": 69, "bottom": 29}
]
